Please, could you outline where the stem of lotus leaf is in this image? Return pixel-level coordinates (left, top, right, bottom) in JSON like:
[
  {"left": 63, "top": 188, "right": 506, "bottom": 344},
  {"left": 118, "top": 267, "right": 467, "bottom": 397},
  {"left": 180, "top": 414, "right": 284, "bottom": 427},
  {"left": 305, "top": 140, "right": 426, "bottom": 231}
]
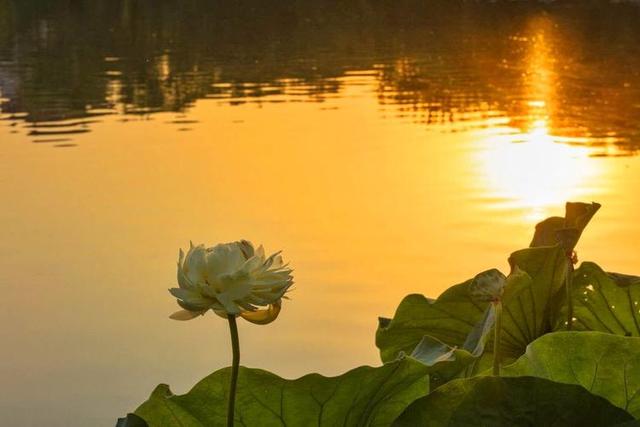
[
  {"left": 566, "top": 259, "right": 574, "bottom": 331},
  {"left": 492, "top": 301, "right": 502, "bottom": 376},
  {"left": 227, "top": 315, "right": 240, "bottom": 427}
]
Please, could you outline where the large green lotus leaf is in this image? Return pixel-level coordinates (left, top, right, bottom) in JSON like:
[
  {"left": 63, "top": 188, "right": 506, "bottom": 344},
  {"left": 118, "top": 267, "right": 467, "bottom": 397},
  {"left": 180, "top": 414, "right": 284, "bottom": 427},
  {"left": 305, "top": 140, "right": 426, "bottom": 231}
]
[
  {"left": 376, "top": 286, "right": 487, "bottom": 364},
  {"left": 557, "top": 262, "right": 640, "bottom": 335},
  {"left": 503, "top": 331, "right": 640, "bottom": 417},
  {"left": 377, "top": 245, "right": 567, "bottom": 367},
  {"left": 403, "top": 271, "right": 512, "bottom": 384},
  {"left": 496, "top": 244, "right": 568, "bottom": 359},
  {"left": 393, "top": 376, "right": 633, "bottom": 427},
  {"left": 132, "top": 357, "right": 430, "bottom": 427},
  {"left": 464, "top": 245, "right": 568, "bottom": 363}
]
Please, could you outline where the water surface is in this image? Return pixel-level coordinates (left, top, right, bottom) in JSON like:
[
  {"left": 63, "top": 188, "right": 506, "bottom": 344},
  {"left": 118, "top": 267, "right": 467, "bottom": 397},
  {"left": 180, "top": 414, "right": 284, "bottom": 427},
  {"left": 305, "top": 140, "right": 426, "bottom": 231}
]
[{"left": 2, "top": 1, "right": 640, "bottom": 426}]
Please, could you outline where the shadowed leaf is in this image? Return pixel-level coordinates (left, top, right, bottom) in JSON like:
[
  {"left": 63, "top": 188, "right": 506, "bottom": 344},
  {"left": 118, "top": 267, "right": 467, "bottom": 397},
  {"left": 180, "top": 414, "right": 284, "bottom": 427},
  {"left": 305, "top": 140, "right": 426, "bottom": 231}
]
[
  {"left": 503, "top": 332, "right": 640, "bottom": 418},
  {"left": 393, "top": 376, "right": 633, "bottom": 427},
  {"left": 530, "top": 216, "right": 566, "bottom": 248},
  {"left": 530, "top": 201, "right": 600, "bottom": 250},
  {"left": 115, "top": 414, "right": 148, "bottom": 427}
]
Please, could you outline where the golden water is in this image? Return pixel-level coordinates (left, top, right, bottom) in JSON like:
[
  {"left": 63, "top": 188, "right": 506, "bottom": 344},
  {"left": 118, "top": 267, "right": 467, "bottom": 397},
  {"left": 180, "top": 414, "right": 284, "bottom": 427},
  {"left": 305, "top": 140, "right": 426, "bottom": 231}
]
[{"left": 1, "top": 1, "right": 640, "bottom": 425}]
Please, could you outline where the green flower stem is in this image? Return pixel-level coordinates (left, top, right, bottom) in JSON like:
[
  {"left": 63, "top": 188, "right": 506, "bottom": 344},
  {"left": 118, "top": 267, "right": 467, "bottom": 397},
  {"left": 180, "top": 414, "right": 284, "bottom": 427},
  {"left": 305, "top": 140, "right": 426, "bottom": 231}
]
[
  {"left": 566, "top": 262, "right": 574, "bottom": 331},
  {"left": 227, "top": 315, "right": 240, "bottom": 427},
  {"left": 492, "top": 301, "right": 503, "bottom": 376}
]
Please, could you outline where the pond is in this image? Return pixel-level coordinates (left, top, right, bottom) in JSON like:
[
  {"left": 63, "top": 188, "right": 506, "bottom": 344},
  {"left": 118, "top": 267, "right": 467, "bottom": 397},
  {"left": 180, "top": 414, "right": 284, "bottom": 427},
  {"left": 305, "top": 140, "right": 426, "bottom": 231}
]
[{"left": 1, "top": 1, "right": 640, "bottom": 425}]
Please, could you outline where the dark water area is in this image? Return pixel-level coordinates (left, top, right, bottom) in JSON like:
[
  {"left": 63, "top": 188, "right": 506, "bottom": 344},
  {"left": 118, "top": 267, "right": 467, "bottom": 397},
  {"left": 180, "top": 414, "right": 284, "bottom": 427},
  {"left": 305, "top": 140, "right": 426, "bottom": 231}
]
[{"left": 1, "top": 0, "right": 640, "bottom": 153}]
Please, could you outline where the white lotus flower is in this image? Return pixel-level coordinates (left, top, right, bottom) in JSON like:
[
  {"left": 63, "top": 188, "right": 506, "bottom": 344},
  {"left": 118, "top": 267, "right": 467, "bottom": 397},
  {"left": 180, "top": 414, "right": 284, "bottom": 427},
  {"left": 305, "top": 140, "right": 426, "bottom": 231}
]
[{"left": 169, "top": 240, "right": 293, "bottom": 323}]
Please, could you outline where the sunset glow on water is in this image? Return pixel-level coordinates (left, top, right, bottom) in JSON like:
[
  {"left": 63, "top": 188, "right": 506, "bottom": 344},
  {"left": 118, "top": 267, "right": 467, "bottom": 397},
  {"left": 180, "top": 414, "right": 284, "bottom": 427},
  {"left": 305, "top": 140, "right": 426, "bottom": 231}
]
[{"left": 2, "top": 1, "right": 640, "bottom": 425}]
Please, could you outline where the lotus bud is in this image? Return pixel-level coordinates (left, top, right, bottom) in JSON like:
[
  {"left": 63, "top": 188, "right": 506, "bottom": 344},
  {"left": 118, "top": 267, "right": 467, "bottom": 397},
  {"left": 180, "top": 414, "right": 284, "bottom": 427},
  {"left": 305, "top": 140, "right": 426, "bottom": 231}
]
[{"left": 469, "top": 269, "right": 506, "bottom": 303}]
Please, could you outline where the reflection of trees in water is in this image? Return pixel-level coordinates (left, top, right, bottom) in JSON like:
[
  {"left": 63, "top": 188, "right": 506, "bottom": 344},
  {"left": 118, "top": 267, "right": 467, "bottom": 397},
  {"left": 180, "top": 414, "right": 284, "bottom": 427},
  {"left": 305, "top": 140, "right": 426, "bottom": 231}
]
[
  {"left": 1, "top": 0, "right": 640, "bottom": 152},
  {"left": 1, "top": 0, "right": 371, "bottom": 120},
  {"left": 376, "top": 3, "right": 640, "bottom": 152}
]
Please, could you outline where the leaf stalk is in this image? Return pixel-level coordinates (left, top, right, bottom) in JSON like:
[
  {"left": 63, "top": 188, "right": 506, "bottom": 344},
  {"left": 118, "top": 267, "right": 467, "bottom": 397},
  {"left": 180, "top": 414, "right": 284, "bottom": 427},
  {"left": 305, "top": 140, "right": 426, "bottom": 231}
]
[
  {"left": 227, "top": 315, "right": 240, "bottom": 427},
  {"left": 566, "top": 260, "right": 574, "bottom": 331},
  {"left": 492, "top": 301, "right": 502, "bottom": 376}
]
